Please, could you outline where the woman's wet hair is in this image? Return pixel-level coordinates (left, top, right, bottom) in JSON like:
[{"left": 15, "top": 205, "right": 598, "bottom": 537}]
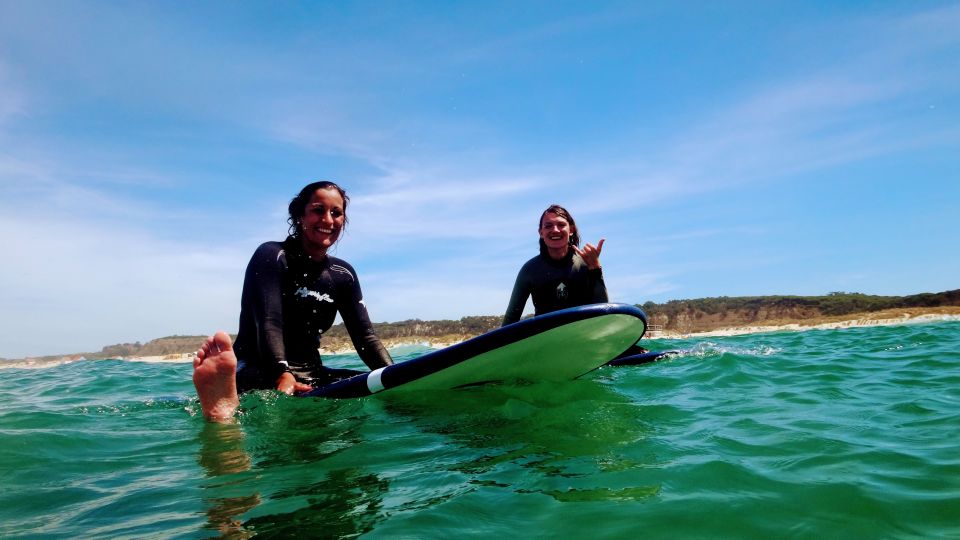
[
  {"left": 538, "top": 204, "right": 580, "bottom": 254},
  {"left": 287, "top": 181, "right": 350, "bottom": 238}
]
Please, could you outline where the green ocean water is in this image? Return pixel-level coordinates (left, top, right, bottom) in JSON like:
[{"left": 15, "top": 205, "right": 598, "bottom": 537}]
[{"left": 1, "top": 321, "right": 959, "bottom": 539}]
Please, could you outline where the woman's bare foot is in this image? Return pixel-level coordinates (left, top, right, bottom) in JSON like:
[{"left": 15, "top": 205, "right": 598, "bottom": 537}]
[{"left": 193, "top": 331, "right": 241, "bottom": 421}]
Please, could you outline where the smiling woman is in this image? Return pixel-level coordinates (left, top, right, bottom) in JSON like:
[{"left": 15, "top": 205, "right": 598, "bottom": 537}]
[
  {"left": 291, "top": 182, "right": 349, "bottom": 257},
  {"left": 192, "top": 181, "right": 394, "bottom": 421},
  {"left": 501, "top": 204, "right": 609, "bottom": 326}
]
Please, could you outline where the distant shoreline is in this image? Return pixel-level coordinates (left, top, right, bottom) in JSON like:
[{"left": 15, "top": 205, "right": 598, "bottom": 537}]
[
  {"left": 123, "top": 307, "right": 960, "bottom": 362},
  {"left": 650, "top": 307, "right": 960, "bottom": 339},
  {"left": 4, "top": 306, "right": 959, "bottom": 368}
]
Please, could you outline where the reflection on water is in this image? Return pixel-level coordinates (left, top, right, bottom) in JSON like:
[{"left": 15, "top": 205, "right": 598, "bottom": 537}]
[
  {"left": 241, "top": 468, "right": 390, "bottom": 537},
  {"left": 197, "top": 422, "right": 259, "bottom": 538},
  {"left": 198, "top": 422, "right": 251, "bottom": 476},
  {"left": 377, "top": 379, "right": 664, "bottom": 505},
  {"left": 195, "top": 378, "right": 663, "bottom": 537},
  {"left": 196, "top": 394, "right": 394, "bottom": 537}
]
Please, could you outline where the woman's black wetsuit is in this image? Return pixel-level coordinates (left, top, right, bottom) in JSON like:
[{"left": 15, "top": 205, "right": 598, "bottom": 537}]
[
  {"left": 233, "top": 237, "right": 392, "bottom": 392},
  {"left": 501, "top": 248, "right": 608, "bottom": 326}
]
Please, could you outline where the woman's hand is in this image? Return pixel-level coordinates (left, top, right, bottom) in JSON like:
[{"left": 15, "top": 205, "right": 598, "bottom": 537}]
[
  {"left": 276, "top": 372, "right": 313, "bottom": 395},
  {"left": 574, "top": 238, "right": 605, "bottom": 270}
]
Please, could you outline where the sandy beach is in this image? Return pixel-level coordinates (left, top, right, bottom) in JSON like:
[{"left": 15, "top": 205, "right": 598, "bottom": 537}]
[
  {"left": 5, "top": 308, "right": 956, "bottom": 368},
  {"left": 658, "top": 307, "right": 960, "bottom": 339},
  {"left": 137, "top": 308, "right": 960, "bottom": 360}
]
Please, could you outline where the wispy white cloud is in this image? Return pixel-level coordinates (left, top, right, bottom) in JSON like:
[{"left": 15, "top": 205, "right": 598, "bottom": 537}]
[
  {"left": 572, "top": 65, "right": 954, "bottom": 219},
  {"left": 0, "top": 109, "right": 257, "bottom": 357},
  {"left": 0, "top": 60, "right": 27, "bottom": 127},
  {"left": 361, "top": 277, "right": 512, "bottom": 324},
  {"left": 0, "top": 210, "right": 248, "bottom": 358},
  {"left": 432, "top": 5, "right": 648, "bottom": 67},
  {"left": 344, "top": 171, "right": 545, "bottom": 248},
  {"left": 605, "top": 271, "right": 679, "bottom": 304},
  {"left": 880, "top": 3, "right": 960, "bottom": 56}
]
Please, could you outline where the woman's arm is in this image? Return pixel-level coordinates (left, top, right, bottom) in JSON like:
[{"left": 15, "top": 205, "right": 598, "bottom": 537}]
[
  {"left": 588, "top": 267, "right": 609, "bottom": 304},
  {"left": 502, "top": 269, "right": 531, "bottom": 326},
  {"left": 337, "top": 265, "right": 394, "bottom": 370},
  {"left": 240, "top": 243, "right": 309, "bottom": 393}
]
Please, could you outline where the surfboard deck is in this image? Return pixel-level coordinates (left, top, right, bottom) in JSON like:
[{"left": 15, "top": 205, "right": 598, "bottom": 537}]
[{"left": 302, "top": 303, "right": 648, "bottom": 399}]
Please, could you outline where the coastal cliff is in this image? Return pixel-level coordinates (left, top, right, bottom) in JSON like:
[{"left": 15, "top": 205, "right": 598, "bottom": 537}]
[
  {"left": 642, "top": 290, "right": 960, "bottom": 334},
  {"left": 8, "top": 290, "right": 959, "bottom": 362}
]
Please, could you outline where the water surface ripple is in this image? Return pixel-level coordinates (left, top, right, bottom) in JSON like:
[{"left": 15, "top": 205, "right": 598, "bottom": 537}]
[{"left": 1, "top": 321, "right": 958, "bottom": 538}]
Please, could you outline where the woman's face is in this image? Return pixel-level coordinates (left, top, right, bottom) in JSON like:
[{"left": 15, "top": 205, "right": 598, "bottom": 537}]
[
  {"left": 300, "top": 187, "right": 346, "bottom": 256},
  {"left": 539, "top": 212, "right": 573, "bottom": 251}
]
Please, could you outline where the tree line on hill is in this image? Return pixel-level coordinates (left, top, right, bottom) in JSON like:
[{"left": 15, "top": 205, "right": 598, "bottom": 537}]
[
  {"left": 86, "top": 316, "right": 506, "bottom": 360},
  {"left": 641, "top": 289, "right": 960, "bottom": 334},
  {"left": 11, "top": 290, "right": 958, "bottom": 361}
]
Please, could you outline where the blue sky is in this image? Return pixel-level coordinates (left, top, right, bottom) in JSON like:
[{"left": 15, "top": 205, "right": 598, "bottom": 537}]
[{"left": 1, "top": 2, "right": 958, "bottom": 358}]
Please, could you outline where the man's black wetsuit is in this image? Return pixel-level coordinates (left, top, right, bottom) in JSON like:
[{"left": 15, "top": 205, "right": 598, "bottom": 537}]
[
  {"left": 233, "top": 237, "right": 393, "bottom": 392},
  {"left": 502, "top": 248, "right": 609, "bottom": 326}
]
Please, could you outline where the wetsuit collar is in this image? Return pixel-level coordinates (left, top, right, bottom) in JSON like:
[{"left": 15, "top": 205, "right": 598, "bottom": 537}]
[
  {"left": 539, "top": 245, "right": 575, "bottom": 267},
  {"left": 284, "top": 236, "right": 328, "bottom": 266}
]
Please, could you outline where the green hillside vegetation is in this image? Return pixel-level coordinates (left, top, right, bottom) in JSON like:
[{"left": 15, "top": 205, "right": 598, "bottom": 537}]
[
  {"left": 641, "top": 289, "right": 960, "bottom": 334},
  {"left": 69, "top": 317, "right": 506, "bottom": 360},
  {"left": 97, "top": 335, "right": 209, "bottom": 359},
  {"left": 8, "top": 290, "right": 958, "bottom": 361}
]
